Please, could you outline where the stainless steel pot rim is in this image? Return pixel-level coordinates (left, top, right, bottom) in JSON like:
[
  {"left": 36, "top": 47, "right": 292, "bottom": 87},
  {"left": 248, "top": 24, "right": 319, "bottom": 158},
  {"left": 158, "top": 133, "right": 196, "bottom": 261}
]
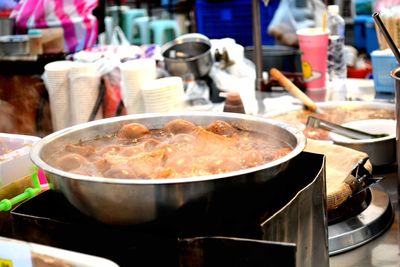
[
  {"left": 330, "top": 119, "right": 396, "bottom": 144},
  {"left": 317, "top": 101, "right": 395, "bottom": 109},
  {"left": 31, "top": 112, "right": 306, "bottom": 185},
  {"left": 161, "top": 37, "right": 212, "bottom": 62},
  {"left": 264, "top": 100, "right": 395, "bottom": 118},
  {"left": 390, "top": 67, "right": 400, "bottom": 79},
  {"left": 0, "top": 34, "right": 29, "bottom": 42},
  {"left": 333, "top": 135, "right": 395, "bottom": 145}
]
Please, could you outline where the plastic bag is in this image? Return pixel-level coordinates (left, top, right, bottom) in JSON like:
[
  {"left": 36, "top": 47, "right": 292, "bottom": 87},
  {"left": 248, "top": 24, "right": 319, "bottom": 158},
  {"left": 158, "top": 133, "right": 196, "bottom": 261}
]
[
  {"left": 10, "top": 0, "right": 98, "bottom": 53},
  {"left": 267, "top": 0, "right": 325, "bottom": 46},
  {"left": 102, "top": 68, "right": 127, "bottom": 118},
  {"left": 110, "top": 26, "right": 130, "bottom": 46},
  {"left": 374, "top": 0, "right": 400, "bottom": 12},
  {"left": 209, "top": 59, "right": 258, "bottom": 115}
]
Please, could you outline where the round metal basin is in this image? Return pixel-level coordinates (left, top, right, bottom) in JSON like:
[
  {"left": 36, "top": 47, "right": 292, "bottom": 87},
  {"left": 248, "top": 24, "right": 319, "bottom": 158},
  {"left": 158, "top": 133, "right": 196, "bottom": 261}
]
[{"left": 30, "top": 112, "right": 306, "bottom": 225}]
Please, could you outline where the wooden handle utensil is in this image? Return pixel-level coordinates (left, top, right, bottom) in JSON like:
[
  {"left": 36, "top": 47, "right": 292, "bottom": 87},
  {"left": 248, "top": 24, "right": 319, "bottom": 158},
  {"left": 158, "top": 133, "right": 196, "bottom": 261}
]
[{"left": 270, "top": 68, "right": 318, "bottom": 113}]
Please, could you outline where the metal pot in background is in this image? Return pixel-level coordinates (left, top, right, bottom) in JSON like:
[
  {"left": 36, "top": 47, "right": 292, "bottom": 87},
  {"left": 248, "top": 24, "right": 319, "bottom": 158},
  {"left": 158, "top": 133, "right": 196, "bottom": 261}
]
[
  {"left": 332, "top": 131, "right": 396, "bottom": 167},
  {"left": 0, "top": 17, "right": 14, "bottom": 36},
  {"left": 0, "top": 35, "right": 30, "bottom": 56},
  {"left": 390, "top": 67, "right": 400, "bottom": 167},
  {"left": 244, "top": 45, "right": 301, "bottom": 73},
  {"left": 162, "top": 34, "right": 213, "bottom": 79},
  {"left": 266, "top": 100, "right": 396, "bottom": 166},
  {"left": 390, "top": 67, "right": 400, "bottom": 235}
]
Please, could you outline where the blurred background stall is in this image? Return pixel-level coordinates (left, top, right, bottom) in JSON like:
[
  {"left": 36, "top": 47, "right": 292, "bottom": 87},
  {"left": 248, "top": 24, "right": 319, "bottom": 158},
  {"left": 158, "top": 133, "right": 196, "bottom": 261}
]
[{"left": 1, "top": 1, "right": 400, "bottom": 267}]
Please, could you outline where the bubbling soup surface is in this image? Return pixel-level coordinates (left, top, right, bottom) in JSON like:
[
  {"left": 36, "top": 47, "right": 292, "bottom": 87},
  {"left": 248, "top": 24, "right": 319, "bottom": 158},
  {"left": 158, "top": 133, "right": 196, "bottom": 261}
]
[{"left": 47, "top": 119, "right": 293, "bottom": 179}]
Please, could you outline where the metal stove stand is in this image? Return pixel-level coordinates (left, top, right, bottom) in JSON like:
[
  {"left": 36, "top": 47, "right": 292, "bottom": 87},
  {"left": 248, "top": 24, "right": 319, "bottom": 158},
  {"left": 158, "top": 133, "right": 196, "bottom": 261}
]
[
  {"left": 328, "top": 186, "right": 394, "bottom": 255},
  {"left": 6, "top": 152, "right": 328, "bottom": 267}
]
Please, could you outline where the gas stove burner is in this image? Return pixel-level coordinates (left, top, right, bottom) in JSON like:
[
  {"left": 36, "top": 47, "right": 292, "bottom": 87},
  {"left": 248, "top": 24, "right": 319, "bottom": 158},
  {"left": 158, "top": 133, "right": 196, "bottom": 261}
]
[
  {"left": 328, "top": 190, "right": 370, "bottom": 225},
  {"left": 328, "top": 186, "right": 394, "bottom": 255}
]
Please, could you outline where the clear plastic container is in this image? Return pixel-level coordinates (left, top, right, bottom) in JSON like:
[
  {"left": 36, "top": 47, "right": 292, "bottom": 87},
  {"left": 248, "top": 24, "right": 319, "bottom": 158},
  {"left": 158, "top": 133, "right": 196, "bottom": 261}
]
[
  {"left": 0, "top": 133, "right": 41, "bottom": 186},
  {"left": 0, "top": 236, "right": 119, "bottom": 267},
  {"left": 326, "top": 5, "right": 347, "bottom": 100},
  {"left": 327, "top": 5, "right": 346, "bottom": 80},
  {"left": 0, "top": 133, "right": 42, "bottom": 211}
]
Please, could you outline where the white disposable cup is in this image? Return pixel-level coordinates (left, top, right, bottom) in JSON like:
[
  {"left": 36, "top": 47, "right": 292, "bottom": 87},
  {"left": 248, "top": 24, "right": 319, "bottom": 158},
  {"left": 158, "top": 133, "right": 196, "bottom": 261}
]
[
  {"left": 69, "top": 64, "right": 102, "bottom": 125},
  {"left": 120, "top": 58, "right": 156, "bottom": 114},
  {"left": 44, "top": 60, "right": 76, "bottom": 131},
  {"left": 142, "top": 77, "right": 184, "bottom": 112}
]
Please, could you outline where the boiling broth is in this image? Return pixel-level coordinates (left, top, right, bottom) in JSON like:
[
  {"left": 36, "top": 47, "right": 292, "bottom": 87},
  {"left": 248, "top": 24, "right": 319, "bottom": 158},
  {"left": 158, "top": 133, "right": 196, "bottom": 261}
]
[{"left": 47, "top": 119, "right": 293, "bottom": 179}]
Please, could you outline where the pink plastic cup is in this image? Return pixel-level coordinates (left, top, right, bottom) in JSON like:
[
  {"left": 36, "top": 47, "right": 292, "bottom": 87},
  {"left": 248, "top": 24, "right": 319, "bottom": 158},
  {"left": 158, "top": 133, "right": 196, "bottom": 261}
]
[{"left": 297, "top": 28, "right": 329, "bottom": 91}]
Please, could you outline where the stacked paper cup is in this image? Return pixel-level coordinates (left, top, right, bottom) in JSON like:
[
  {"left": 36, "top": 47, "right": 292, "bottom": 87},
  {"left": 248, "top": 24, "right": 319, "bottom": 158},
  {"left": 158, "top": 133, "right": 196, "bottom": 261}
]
[
  {"left": 69, "top": 62, "right": 102, "bottom": 125},
  {"left": 120, "top": 58, "right": 157, "bottom": 114},
  {"left": 141, "top": 77, "right": 185, "bottom": 113},
  {"left": 43, "top": 60, "right": 75, "bottom": 131}
]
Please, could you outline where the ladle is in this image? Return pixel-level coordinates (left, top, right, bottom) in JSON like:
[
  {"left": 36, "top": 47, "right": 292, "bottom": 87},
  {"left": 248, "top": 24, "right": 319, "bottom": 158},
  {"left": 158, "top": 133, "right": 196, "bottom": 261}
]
[
  {"left": 270, "top": 68, "right": 321, "bottom": 113},
  {"left": 306, "top": 116, "right": 389, "bottom": 140}
]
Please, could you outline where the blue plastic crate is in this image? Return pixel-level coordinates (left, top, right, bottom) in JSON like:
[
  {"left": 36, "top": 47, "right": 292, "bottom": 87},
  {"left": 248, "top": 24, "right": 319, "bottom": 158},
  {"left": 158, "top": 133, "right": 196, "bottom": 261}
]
[
  {"left": 195, "top": 0, "right": 279, "bottom": 46},
  {"left": 371, "top": 49, "right": 399, "bottom": 93},
  {"left": 365, "top": 18, "right": 379, "bottom": 54},
  {"left": 354, "top": 15, "right": 368, "bottom": 49},
  {"left": 353, "top": 15, "right": 379, "bottom": 54}
]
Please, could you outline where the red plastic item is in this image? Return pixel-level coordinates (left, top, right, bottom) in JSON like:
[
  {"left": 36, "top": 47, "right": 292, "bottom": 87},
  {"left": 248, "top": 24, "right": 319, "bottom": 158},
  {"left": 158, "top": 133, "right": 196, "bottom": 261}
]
[
  {"left": 347, "top": 66, "right": 373, "bottom": 79},
  {"left": 0, "top": 10, "right": 12, "bottom": 18},
  {"left": 102, "top": 69, "right": 127, "bottom": 118}
]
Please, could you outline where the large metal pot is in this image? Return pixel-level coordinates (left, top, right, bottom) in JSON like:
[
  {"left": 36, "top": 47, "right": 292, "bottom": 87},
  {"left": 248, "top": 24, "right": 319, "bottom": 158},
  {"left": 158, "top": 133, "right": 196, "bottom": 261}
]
[
  {"left": 162, "top": 34, "right": 213, "bottom": 79},
  {"left": 301, "top": 102, "right": 395, "bottom": 166},
  {"left": 30, "top": 112, "right": 306, "bottom": 225},
  {"left": 0, "top": 17, "right": 14, "bottom": 36},
  {"left": 390, "top": 66, "right": 400, "bottom": 242},
  {"left": 329, "top": 119, "right": 396, "bottom": 166},
  {"left": 267, "top": 101, "right": 396, "bottom": 166}
]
